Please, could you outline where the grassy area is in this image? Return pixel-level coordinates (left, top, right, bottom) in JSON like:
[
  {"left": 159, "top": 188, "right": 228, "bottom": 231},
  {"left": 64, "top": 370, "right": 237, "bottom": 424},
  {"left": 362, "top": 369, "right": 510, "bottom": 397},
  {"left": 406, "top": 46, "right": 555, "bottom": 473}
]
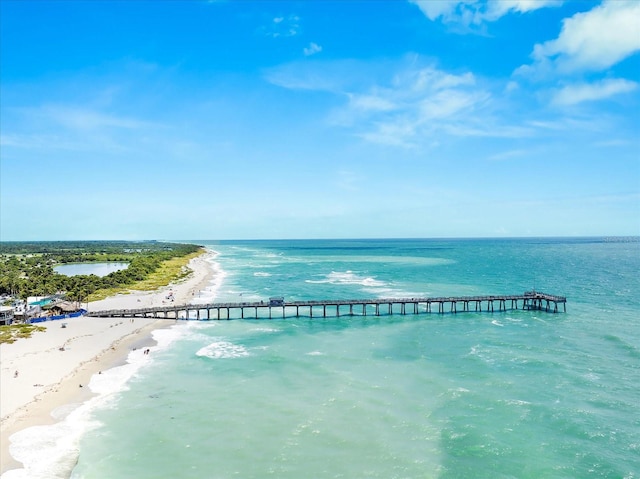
[
  {"left": 0, "top": 323, "right": 47, "bottom": 344},
  {"left": 87, "top": 248, "right": 205, "bottom": 301}
]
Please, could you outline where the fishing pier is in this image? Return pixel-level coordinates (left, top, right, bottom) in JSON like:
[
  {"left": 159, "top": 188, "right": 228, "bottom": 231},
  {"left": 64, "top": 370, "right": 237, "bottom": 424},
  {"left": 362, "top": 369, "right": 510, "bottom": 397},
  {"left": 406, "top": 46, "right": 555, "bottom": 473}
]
[{"left": 87, "top": 291, "right": 566, "bottom": 320}]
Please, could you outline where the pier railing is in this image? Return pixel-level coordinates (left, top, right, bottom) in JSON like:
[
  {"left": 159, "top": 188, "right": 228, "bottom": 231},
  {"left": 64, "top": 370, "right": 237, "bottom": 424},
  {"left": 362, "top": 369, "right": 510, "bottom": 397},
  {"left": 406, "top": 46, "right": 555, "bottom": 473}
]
[{"left": 87, "top": 291, "right": 566, "bottom": 320}]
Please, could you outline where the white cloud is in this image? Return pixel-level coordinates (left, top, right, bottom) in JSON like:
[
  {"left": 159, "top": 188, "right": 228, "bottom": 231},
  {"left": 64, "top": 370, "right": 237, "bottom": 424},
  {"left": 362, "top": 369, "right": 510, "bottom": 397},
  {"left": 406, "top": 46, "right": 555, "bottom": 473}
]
[
  {"left": 518, "top": 0, "right": 640, "bottom": 77},
  {"left": 264, "top": 58, "right": 377, "bottom": 92},
  {"left": 552, "top": 78, "right": 638, "bottom": 106},
  {"left": 488, "top": 148, "right": 527, "bottom": 161},
  {"left": 268, "top": 57, "right": 541, "bottom": 147},
  {"left": 410, "top": 0, "right": 469, "bottom": 22},
  {"left": 348, "top": 93, "right": 396, "bottom": 112},
  {"left": 303, "top": 42, "right": 322, "bottom": 56},
  {"left": 338, "top": 65, "right": 516, "bottom": 146},
  {"left": 504, "top": 80, "right": 520, "bottom": 93},
  {"left": 400, "top": 67, "right": 475, "bottom": 91},
  {"left": 264, "top": 14, "right": 300, "bottom": 37},
  {"left": 38, "top": 105, "right": 151, "bottom": 131},
  {"left": 418, "top": 89, "right": 480, "bottom": 121},
  {"left": 485, "top": 0, "right": 563, "bottom": 20},
  {"left": 265, "top": 63, "right": 341, "bottom": 91},
  {"left": 410, "top": 0, "right": 562, "bottom": 26},
  {"left": 0, "top": 133, "right": 88, "bottom": 151},
  {"left": 359, "top": 120, "right": 418, "bottom": 148}
]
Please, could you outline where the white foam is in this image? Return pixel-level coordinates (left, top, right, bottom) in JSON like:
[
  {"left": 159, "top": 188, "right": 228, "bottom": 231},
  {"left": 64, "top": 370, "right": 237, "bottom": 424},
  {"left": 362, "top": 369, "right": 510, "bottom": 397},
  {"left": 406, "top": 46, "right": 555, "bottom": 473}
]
[
  {"left": 306, "top": 271, "right": 432, "bottom": 302},
  {"left": 305, "top": 271, "right": 387, "bottom": 288},
  {"left": 253, "top": 272, "right": 272, "bottom": 277},
  {"left": 196, "top": 340, "right": 249, "bottom": 359},
  {"left": 190, "top": 251, "right": 227, "bottom": 305},
  {"left": 152, "top": 322, "right": 196, "bottom": 347},
  {"left": 2, "top": 417, "right": 97, "bottom": 479},
  {"left": 2, "top": 350, "right": 156, "bottom": 479},
  {"left": 502, "top": 399, "right": 531, "bottom": 406}
]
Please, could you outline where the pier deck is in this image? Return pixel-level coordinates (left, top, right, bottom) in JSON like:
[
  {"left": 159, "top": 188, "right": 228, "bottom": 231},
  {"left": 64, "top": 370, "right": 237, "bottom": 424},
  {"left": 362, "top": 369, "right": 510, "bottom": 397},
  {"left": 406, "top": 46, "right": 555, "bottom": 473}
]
[{"left": 87, "top": 291, "right": 566, "bottom": 320}]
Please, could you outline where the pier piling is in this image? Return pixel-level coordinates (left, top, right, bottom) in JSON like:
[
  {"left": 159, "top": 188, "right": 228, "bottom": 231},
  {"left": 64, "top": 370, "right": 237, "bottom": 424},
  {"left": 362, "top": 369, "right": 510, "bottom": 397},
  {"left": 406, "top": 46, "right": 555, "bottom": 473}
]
[{"left": 88, "top": 291, "right": 566, "bottom": 321}]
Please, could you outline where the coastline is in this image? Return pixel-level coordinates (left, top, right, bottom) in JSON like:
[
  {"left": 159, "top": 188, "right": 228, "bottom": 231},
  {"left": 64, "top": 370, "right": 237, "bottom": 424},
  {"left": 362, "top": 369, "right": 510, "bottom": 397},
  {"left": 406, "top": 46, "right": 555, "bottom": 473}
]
[{"left": 0, "top": 248, "right": 218, "bottom": 476}]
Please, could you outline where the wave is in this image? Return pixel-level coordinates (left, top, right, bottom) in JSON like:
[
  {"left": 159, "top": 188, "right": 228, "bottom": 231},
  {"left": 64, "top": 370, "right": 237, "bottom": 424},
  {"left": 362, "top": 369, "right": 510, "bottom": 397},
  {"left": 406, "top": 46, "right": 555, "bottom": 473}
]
[
  {"left": 196, "top": 340, "right": 249, "bottom": 359},
  {"left": 250, "top": 327, "right": 281, "bottom": 333},
  {"left": 190, "top": 250, "right": 227, "bottom": 305},
  {"left": 305, "top": 271, "right": 431, "bottom": 301},
  {"left": 305, "top": 271, "right": 387, "bottom": 288},
  {"left": 2, "top": 334, "right": 180, "bottom": 479}
]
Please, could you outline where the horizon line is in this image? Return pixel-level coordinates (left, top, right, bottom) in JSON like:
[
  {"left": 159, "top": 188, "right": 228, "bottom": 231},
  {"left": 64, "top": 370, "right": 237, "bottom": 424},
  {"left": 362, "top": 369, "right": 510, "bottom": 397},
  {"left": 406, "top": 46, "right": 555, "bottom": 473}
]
[{"left": 1, "top": 235, "right": 639, "bottom": 244}]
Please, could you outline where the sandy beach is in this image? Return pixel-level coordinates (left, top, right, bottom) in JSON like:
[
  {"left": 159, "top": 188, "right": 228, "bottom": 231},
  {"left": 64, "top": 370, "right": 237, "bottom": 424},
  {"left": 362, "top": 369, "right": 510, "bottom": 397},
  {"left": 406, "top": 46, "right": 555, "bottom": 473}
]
[{"left": 0, "top": 249, "right": 217, "bottom": 475}]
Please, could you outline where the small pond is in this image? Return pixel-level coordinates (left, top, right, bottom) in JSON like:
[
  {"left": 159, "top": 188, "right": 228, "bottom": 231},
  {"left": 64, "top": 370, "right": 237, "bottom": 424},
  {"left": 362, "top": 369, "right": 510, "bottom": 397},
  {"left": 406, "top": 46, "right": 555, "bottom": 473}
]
[{"left": 54, "top": 262, "right": 130, "bottom": 277}]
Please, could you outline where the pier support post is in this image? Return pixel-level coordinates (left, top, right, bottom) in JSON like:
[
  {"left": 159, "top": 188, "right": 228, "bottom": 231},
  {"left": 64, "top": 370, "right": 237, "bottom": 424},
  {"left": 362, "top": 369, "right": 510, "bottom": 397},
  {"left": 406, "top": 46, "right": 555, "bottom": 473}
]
[{"left": 89, "top": 292, "right": 566, "bottom": 322}]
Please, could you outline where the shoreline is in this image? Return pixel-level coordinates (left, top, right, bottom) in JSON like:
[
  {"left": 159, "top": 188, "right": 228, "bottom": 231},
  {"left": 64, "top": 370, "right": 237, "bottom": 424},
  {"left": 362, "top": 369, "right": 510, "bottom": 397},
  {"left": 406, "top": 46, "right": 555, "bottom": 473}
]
[{"left": 0, "top": 248, "right": 218, "bottom": 475}]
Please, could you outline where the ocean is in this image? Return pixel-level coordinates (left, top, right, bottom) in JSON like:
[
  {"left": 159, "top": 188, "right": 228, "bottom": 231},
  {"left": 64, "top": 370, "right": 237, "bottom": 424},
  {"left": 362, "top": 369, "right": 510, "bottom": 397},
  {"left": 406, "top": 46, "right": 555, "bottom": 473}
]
[{"left": 7, "top": 238, "right": 640, "bottom": 478}]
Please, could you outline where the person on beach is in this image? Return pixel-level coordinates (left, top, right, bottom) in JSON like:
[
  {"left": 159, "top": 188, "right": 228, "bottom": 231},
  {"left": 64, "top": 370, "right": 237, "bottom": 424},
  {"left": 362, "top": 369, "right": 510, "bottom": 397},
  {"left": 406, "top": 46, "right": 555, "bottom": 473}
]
[{"left": 14, "top": 370, "right": 18, "bottom": 378}]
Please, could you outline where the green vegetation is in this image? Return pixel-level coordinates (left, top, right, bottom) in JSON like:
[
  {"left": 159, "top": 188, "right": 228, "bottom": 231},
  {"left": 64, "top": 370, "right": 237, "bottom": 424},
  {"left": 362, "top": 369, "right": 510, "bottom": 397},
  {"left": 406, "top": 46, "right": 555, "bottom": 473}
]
[
  {"left": 0, "top": 323, "right": 47, "bottom": 344},
  {"left": 87, "top": 249, "right": 204, "bottom": 301},
  {"left": 0, "top": 241, "right": 203, "bottom": 304}
]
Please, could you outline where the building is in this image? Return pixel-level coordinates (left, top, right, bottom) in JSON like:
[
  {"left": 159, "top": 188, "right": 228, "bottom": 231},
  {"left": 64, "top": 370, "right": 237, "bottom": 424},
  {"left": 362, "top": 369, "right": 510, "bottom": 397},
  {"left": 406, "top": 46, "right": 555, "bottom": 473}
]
[
  {"left": 0, "top": 306, "right": 14, "bottom": 326},
  {"left": 45, "top": 301, "right": 79, "bottom": 316}
]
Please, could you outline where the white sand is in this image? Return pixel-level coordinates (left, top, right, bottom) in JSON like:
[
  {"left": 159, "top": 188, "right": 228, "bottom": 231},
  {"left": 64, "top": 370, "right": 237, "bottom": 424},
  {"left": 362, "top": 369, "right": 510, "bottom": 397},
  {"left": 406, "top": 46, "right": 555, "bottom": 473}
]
[{"left": 0, "top": 249, "right": 217, "bottom": 474}]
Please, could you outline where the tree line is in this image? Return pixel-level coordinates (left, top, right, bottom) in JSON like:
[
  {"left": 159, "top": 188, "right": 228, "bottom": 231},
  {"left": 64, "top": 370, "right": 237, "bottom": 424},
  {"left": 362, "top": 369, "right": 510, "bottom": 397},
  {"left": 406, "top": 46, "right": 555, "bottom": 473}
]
[{"left": 0, "top": 241, "right": 202, "bottom": 304}]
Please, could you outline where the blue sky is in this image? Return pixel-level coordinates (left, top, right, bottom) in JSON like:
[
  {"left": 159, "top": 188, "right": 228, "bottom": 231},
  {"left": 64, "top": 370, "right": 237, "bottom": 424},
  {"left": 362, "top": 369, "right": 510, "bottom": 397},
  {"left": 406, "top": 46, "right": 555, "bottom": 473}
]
[{"left": 1, "top": 0, "right": 639, "bottom": 240}]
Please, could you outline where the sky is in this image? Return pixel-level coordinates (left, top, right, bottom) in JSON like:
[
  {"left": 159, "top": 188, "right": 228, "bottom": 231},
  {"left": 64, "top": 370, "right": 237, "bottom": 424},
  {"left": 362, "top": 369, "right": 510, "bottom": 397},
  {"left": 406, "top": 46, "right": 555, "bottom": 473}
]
[{"left": 1, "top": 0, "right": 639, "bottom": 240}]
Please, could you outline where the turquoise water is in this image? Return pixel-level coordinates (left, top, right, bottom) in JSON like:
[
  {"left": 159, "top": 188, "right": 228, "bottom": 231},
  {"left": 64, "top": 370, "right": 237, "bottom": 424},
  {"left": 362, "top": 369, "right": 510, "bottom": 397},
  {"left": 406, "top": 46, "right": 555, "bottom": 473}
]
[
  {"left": 16, "top": 238, "right": 640, "bottom": 478},
  {"left": 53, "top": 262, "right": 129, "bottom": 277}
]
